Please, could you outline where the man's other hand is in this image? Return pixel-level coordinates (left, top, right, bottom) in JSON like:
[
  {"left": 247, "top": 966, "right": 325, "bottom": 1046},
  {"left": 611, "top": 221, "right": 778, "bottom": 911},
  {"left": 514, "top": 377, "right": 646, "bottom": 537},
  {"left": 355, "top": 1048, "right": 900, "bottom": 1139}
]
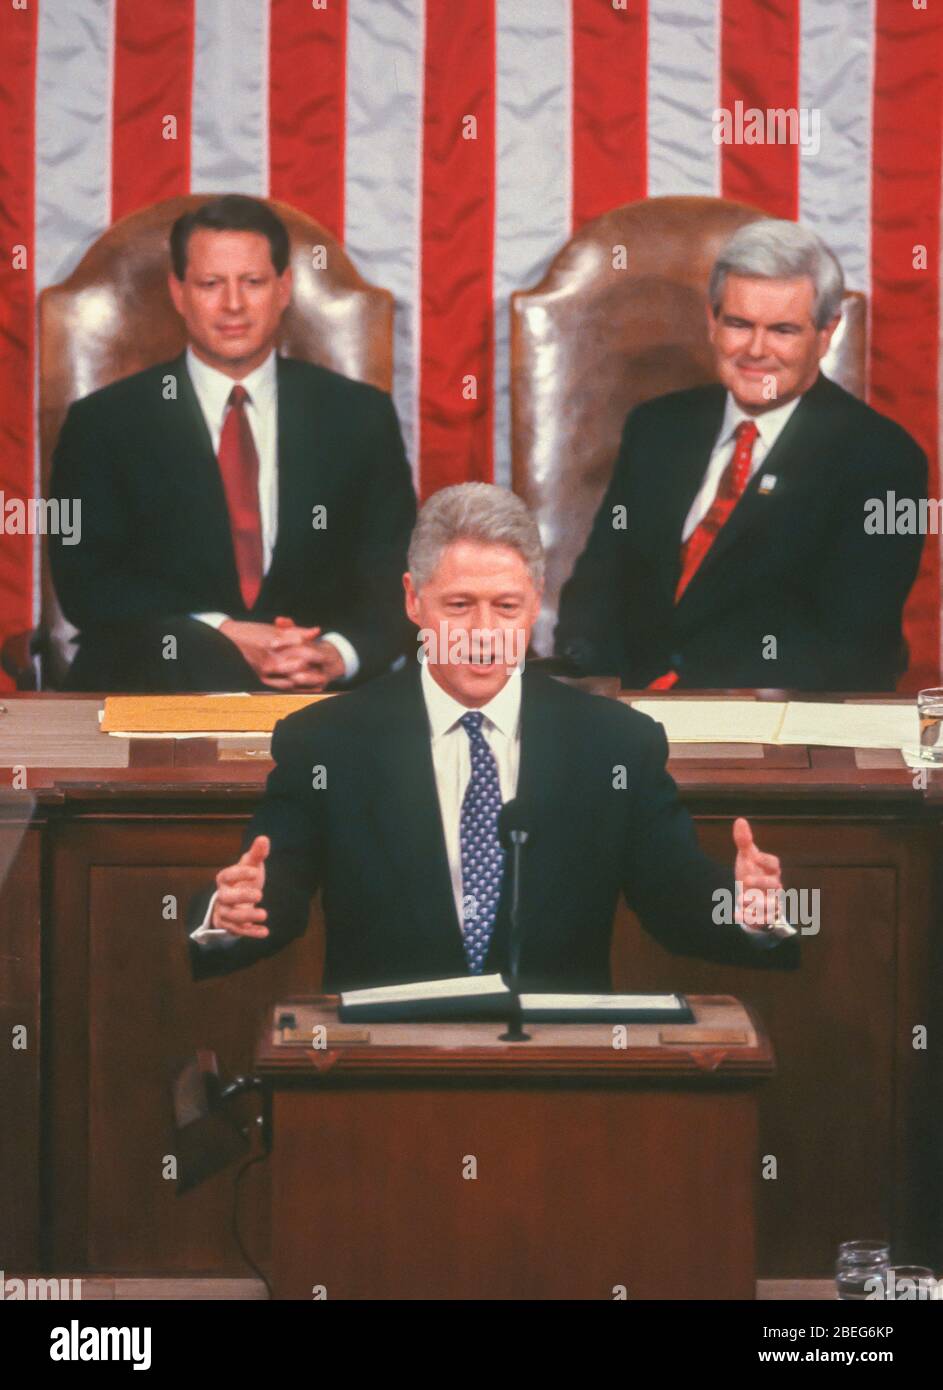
[
  {"left": 211, "top": 835, "right": 271, "bottom": 937},
  {"left": 732, "top": 816, "right": 783, "bottom": 929}
]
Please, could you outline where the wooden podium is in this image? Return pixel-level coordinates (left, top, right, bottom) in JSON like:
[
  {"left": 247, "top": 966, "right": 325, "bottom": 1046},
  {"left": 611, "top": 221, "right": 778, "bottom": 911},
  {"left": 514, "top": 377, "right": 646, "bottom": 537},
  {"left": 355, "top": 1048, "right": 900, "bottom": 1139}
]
[{"left": 255, "top": 995, "right": 774, "bottom": 1300}]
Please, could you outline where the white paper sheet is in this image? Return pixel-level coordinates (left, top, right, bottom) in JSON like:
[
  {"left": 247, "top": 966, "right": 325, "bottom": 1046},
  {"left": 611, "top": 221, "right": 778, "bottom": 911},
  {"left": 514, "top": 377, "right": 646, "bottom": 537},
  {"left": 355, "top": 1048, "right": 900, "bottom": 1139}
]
[
  {"left": 519, "top": 993, "right": 683, "bottom": 1011},
  {"left": 628, "top": 699, "right": 787, "bottom": 744},
  {"left": 777, "top": 702, "right": 918, "bottom": 749},
  {"left": 342, "top": 974, "right": 507, "bottom": 1006}
]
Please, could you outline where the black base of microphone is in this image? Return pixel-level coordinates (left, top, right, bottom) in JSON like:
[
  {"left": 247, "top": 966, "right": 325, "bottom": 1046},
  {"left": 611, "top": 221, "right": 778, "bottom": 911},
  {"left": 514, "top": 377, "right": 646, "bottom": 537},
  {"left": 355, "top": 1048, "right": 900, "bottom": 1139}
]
[{"left": 498, "top": 991, "right": 531, "bottom": 1042}]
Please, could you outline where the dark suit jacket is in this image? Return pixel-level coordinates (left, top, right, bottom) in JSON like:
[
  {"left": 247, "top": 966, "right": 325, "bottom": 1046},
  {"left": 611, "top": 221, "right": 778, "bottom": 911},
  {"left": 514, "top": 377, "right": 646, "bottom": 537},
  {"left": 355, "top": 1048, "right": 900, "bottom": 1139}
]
[
  {"left": 49, "top": 353, "right": 417, "bottom": 683},
  {"left": 186, "top": 664, "right": 799, "bottom": 991},
  {"left": 555, "top": 374, "right": 928, "bottom": 690}
]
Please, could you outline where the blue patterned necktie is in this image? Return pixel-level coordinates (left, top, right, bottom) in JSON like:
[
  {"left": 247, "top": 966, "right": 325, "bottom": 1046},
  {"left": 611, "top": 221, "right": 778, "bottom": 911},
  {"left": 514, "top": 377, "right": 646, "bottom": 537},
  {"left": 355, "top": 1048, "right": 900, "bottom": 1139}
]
[{"left": 458, "top": 711, "right": 506, "bottom": 973}]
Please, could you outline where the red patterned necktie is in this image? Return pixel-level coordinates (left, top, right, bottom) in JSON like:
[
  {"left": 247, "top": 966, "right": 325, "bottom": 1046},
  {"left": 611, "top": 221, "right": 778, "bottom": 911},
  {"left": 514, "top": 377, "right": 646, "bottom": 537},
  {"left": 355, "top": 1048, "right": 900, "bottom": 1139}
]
[
  {"left": 647, "top": 419, "right": 759, "bottom": 691},
  {"left": 216, "top": 383, "right": 263, "bottom": 610}
]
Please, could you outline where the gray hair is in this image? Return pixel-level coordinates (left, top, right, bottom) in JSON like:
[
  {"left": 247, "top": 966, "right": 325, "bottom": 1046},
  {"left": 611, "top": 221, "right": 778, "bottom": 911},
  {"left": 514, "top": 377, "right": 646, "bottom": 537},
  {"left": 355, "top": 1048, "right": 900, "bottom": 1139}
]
[
  {"left": 709, "top": 219, "right": 845, "bottom": 329},
  {"left": 408, "top": 483, "right": 545, "bottom": 591}
]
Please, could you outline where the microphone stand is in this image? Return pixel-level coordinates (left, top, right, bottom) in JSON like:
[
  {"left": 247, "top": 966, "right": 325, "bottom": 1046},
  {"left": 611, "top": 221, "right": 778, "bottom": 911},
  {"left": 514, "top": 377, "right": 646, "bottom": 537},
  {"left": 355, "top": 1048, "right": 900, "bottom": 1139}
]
[{"left": 499, "top": 828, "right": 531, "bottom": 1042}]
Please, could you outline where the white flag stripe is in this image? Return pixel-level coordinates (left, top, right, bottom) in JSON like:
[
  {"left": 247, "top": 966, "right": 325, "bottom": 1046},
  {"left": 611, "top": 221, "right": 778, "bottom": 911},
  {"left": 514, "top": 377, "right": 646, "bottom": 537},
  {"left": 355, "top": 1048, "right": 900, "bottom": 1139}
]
[
  {"left": 799, "top": 0, "right": 875, "bottom": 298},
  {"left": 34, "top": 0, "right": 116, "bottom": 626},
  {"left": 192, "top": 0, "right": 268, "bottom": 195},
  {"left": 345, "top": 0, "right": 426, "bottom": 475},
  {"left": 34, "top": 0, "right": 115, "bottom": 293},
  {"left": 647, "top": 0, "right": 720, "bottom": 198},
  {"left": 493, "top": 0, "right": 572, "bottom": 489}
]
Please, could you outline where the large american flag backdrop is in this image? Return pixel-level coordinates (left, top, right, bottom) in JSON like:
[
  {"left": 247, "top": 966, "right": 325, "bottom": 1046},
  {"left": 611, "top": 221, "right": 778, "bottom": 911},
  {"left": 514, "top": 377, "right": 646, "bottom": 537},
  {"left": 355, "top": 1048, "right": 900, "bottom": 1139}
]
[{"left": 0, "top": 0, "right": 941, "bottom": 690}]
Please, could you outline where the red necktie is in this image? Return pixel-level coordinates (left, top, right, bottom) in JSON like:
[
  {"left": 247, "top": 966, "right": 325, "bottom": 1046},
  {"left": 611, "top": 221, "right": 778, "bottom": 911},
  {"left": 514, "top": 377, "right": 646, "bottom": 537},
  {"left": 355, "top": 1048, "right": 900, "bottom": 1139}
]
[
  {"left": 647, "top": 419, "right": 759, "bottom": 690},
  {"left": 216, "top": 384, "right": 263, "bottom": 610}
]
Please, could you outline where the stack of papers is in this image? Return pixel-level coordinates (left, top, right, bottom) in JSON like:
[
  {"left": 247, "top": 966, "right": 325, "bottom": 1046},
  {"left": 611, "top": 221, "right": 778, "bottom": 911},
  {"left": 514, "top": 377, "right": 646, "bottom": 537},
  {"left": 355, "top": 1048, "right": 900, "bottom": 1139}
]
[
  {"left": 630, "top": 700, "right": 785, "bottom": 744},
  {"left": 100, "top": 692, "right": 334, "bottom": 737},
  {"left": 778, "top": 702, "right": 918, "bottom": 749},
  {"left": 628, "top": 699, "right": 919, "bottom": 750}
]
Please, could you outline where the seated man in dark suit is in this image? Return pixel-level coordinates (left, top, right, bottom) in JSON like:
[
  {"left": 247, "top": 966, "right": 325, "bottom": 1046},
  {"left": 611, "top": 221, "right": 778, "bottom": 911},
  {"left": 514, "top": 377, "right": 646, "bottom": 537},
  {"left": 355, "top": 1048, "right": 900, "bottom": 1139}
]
[
  {"left": 187, "top": 483, "right": 798, "bottom": 992},
  {"left": 555, "top": 218, "right": 928, "bottom": 691},
  {"left": 49, "top": 194, "right": 416, "bottom": 692}
]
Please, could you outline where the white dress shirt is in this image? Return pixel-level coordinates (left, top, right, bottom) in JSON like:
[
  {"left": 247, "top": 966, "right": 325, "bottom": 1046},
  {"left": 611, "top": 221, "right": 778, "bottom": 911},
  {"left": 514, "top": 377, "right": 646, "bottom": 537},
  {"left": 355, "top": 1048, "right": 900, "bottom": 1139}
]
[
  {"left": 681, "top": 390, "right": 803, "bottom": 541},
  {"left": 185, "top": 345, "right": 358, "bottom": 678}
]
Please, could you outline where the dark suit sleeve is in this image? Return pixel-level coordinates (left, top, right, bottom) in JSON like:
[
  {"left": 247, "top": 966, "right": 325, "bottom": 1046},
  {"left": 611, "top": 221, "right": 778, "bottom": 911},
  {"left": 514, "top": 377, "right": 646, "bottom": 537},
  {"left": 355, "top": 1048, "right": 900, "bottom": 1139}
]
[
  {"left": 49, "top": 397, "right": 194, "bottom": 628},
  {"left": 185, "top": 717, "right": 326, "bottom": 981},
  {"left": 328, "top": 391, "right": 417, "bottom": 681},
  {"left": 554, "top": 408, "right": 639, "bottom": 674},
  {"left": 787, "top": 434, "right": 928, "bottom": 689},
  {"left": 621, "top": 717, "right": 799, "bottom": 969}
]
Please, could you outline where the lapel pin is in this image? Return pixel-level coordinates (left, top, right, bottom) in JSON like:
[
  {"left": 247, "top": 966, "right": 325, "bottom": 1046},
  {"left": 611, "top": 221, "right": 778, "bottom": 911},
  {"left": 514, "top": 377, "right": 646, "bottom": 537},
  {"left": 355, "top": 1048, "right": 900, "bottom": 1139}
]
[{"left": 758, "top": 474, "right": 778, "bottom": 495}]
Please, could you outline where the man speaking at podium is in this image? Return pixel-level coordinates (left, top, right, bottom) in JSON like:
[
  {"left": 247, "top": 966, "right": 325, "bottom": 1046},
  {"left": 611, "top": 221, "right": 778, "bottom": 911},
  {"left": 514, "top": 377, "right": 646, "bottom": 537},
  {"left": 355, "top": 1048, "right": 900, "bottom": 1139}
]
[{"left": 187, "top": 484, "right": 798, "bottom": 990}]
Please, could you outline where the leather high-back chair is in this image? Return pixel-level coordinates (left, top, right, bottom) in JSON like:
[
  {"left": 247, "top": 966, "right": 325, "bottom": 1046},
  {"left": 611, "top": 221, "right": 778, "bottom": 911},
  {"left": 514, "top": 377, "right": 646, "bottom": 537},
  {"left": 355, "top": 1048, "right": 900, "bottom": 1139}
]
[
  {"left": 510, "top": 195, "right": 867, "bottom": 656},
  {"left": 7, "top": 195, "right": 394, "bottom": 688}
]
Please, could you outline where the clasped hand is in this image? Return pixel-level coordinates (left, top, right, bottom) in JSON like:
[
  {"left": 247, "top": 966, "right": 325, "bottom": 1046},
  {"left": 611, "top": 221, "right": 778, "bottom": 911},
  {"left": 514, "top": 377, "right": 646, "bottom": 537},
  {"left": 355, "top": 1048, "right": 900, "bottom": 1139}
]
[{"left": 220, "top": 614, "right": 345, "bottom": 691}]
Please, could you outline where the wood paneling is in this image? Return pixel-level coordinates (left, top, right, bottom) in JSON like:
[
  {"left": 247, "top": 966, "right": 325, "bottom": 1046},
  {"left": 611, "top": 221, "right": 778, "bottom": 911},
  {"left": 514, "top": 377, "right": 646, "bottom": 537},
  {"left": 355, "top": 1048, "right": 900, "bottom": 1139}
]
[
  {"left": 611, "top": 816, "right": 938, "bottom": 1274},
  {"left": 0, "top": 816, "right": 44, "bottom": 1269},
  {"left": 271, "top": 1084, "right": 758, "bottom": 1300},
  {"left": 46, "top": 815, "right": 323, "bottom": 1273}
]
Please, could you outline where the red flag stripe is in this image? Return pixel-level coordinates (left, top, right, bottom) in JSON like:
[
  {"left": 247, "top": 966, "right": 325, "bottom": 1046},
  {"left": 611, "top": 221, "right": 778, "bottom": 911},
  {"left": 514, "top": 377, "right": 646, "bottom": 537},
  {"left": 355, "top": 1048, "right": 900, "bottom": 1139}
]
[
  {"left": 418, "top": 0, "right": 496, "bottom": 496},
  {"left": 871, "top": 0, "right": 943, "bottom": 691},
  {"left": 269, "top": 0, "right": 347, "bottom": 239},
  {"left": 720, "top": 0, "right": 800, "bottom": 219},
  {"left": 571, "top": 0, "right": 647, "bottom": 230},
  {"left": 0, "top": 2, "right": 37, "bottom": 690},
  {"left": 111, "top": 0, "right": 194, "bottom": 223}
]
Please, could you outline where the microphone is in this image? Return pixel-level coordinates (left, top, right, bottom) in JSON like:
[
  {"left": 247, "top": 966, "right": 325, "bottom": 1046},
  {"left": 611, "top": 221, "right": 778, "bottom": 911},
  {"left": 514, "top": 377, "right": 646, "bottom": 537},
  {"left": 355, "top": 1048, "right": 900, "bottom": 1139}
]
[
  {"left": 497, "top": 800, "right": 532, "bottom": 1042},
  {"left": 498, "top": 799, "right": 530, "bottom": 852}
]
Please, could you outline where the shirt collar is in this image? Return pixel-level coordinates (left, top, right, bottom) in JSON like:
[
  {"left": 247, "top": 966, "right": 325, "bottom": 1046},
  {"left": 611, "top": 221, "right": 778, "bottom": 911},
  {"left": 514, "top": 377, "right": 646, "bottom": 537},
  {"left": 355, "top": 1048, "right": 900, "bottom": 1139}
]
[
  {"left": 185, "top": 345, "right": 277, "bottom": 424},
  {"left": 719, "top": 388, "right": 804, "bottom": 452},
  {"left": 420, "top": 658, "right": 522, "bottom": 741}
]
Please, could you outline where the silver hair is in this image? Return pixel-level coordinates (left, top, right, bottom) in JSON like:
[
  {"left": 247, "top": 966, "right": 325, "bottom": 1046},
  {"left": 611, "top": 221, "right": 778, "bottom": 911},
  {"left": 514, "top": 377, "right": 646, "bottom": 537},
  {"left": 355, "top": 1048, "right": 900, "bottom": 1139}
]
[
  {"left": 709, "top": 219, "right": 845, "bottom": 329},
  {"left": 408, "top": 483, "right": 545, "bottom": 591}
]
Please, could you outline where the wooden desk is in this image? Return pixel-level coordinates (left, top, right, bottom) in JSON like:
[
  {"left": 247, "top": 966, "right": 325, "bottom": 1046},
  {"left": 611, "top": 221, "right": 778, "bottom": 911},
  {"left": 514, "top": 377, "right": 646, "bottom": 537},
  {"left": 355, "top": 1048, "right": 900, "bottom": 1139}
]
[
  {"left": 1, "top": 693, "right": 940, "bottom": 1283},
  {"left": 257, "top": 995, "right": 773, "bottom": 1300}
]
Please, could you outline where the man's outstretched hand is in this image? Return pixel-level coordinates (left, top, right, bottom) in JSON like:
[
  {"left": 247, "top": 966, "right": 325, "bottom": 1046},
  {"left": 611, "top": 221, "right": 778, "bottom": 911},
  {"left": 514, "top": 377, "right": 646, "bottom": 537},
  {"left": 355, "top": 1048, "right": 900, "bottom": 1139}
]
[
  {"left": 211, "top": 835, "right": 271, "bottom": 937},
  {"left": 732, "top": 816, "right": 783, "bottom": 929}
]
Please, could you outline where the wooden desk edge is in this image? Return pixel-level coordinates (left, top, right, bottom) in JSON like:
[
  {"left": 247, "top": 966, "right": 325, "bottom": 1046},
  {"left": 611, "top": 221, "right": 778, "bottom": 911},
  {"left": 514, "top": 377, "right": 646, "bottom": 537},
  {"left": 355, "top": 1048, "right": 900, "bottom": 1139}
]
[{"left": 253, "top": 994, "right": 776, "bottom": 1081}]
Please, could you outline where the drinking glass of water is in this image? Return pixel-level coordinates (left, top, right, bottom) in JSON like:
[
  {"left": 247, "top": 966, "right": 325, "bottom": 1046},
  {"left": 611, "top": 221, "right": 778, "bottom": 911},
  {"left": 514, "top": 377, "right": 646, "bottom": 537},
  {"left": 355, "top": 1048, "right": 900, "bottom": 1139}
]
[
  {"left": 918, "top": 688, "right": 943, "bottom": 763},
  {"left": 835, "top": 1240, "right": 890, "bottom": 1300}
]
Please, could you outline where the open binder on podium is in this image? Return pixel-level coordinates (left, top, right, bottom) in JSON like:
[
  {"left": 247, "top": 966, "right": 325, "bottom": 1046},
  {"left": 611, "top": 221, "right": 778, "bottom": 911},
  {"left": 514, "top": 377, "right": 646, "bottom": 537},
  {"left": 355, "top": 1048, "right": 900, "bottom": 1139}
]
[{"left": 338, "top": 973, "right": 694, "bottom": 1024}]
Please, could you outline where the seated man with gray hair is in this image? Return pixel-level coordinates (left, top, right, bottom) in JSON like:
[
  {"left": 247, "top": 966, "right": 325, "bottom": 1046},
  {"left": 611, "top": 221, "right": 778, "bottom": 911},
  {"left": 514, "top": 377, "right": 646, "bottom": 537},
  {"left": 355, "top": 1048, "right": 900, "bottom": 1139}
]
[
  {"left": 186, "top": 483, "right": 797, "bottom": 991},
  {"left": 556, "top": 218, "right": 928, "bottom": 690}
]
